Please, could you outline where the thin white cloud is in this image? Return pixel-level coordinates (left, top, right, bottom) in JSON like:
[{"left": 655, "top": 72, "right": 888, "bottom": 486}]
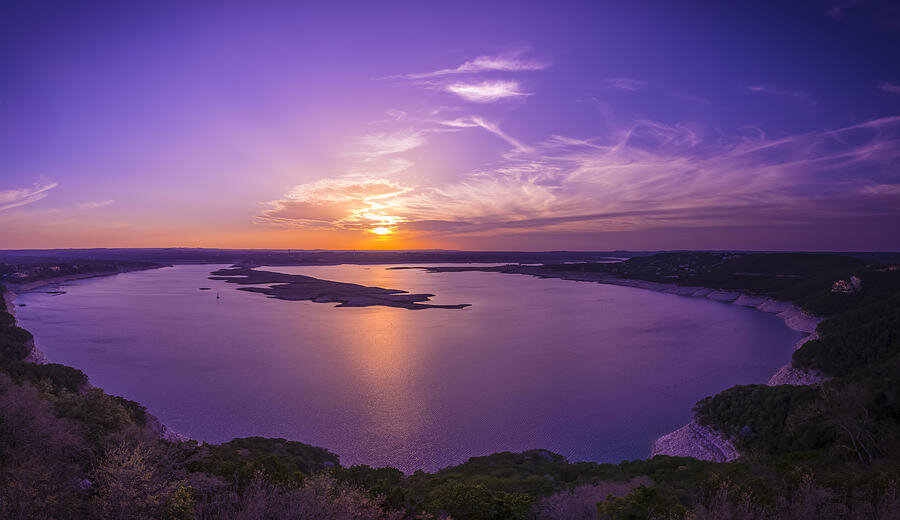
[
  {"left": 669, "top": 91, "right": 711, "bottom": 105},
  {"left": 76, "top": 199, "right": 115, "bottom": 210},
  {"left": 400, "top": 50, "right": 549, "bottom": 79},
  {"left": 356, "top": 130, "right": 426, "bottom": 157},
  {"left": 347, "top": 157, "right": 414, "bottom": 177},
  {"left": 0, "top": 182, "right": 58, "bottom": 211},
  {"left": 347, "top": 130, "right": 424, "bottom": 178},
  {"left": 445, "top": 80, "right": 529, "bottom": 103},
  {"left": 400, "top": 117, "right": 900, "bottom": 236},
  {"left": 879, "top": 82, "right": 900, "bottom": 94},
  {"left": 602, "top": 77, "right": 649, "bottom": 91},
  {"left": 440, "top": 117, "right": 531, "bottom": 152},
  {"left": 746, "top": 85, "right": 816, "bottom": 104}
]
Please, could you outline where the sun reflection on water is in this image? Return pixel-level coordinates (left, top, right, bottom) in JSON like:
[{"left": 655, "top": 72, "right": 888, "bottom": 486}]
[{"left": 347, "top": 305, "right": 427, "bottom": 443}]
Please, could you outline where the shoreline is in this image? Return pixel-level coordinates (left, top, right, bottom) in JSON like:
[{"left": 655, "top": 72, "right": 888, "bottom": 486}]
[
  {"left": 2, "top": 265, "right": 186, "bottom": 442},
  {"left": 5, "top": 262, "right": 828, "bottom": 463},
  {"left": 414, "top": 265, "right": 826, "bottom": 462},
  {"left": 5, "top": 264, "right": 164, "bottom": 294}
]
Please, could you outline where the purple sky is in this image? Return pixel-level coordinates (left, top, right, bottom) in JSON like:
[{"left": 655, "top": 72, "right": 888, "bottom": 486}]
[{"left": 2, "top": 1, "right": 900, "bottom": 250}]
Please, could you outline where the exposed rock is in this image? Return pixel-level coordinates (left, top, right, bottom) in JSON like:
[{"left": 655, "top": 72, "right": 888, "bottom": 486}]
[
  {"left": 767, "top": 365, "right": 825, "bottom": 386},
  {"left": 23, "top": 338, "right": 48, "bottom": 365},
  {"left": 706, "top": 290, "right": 741, "bottom": 302},
  {"left": 732, "top": 294, "right": 768, "bottom": 307},
  {"left": 767, "top": 332, "right": 826, "bottom": 386},
  {"left": 145, "top": 412, "right": 190, "bottom": 443},
  {"left": 651, "top": 420, "right": 739, "bottom": 462},
  {"left": 773, "top": 306, "right": 822, "bottom": 333},
  {"left": 413, "top": 264, "right": 830, "bottom": 462}
]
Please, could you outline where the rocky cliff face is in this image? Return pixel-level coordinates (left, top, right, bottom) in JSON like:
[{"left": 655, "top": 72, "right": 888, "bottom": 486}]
[{"left": 650, "top": 420, "right": 739, "bottom": 462}]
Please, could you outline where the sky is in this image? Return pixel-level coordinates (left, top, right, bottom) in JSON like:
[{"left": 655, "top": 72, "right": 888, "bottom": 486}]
[{"left": 2, "top": 0, "right": 900, "bottom": 251}]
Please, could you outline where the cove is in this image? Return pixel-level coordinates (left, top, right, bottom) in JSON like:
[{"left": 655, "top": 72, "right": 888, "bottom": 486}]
[{"left": 14, "top": 264, "right": 803, "bottom": 473}]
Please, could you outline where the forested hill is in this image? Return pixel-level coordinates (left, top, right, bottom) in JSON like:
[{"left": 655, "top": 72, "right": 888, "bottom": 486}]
[
  {"left": 0, "top": 252, "right": 898, "bottom": 519},
  {"left": 542, "top": 251, "right": 900, "bottom": 315}
]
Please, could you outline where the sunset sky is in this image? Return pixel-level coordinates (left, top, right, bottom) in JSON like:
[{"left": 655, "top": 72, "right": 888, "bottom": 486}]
[{"left": 2, "top": 1, "right": 900, "bottom": 250}]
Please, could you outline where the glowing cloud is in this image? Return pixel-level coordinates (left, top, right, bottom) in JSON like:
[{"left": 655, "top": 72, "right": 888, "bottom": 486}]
[
  {"left": 258, "top": 178, "right": 412, "bottom": 232},
  {"left": 256, "top": 112, "right": 900, "bottom": 242},
  {"left": 445, "top": 80, "right": 528, "bottom": 103},
  {"left": 400, "top": 50, "right": 549, "bottom": 79}
]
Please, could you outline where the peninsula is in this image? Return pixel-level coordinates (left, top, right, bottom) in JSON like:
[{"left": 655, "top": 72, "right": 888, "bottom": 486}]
[{"left": 208, "top": 266, "right": 470, "bottom": 309}]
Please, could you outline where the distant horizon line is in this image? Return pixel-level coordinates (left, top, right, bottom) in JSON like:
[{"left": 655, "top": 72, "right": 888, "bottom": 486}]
[{"left": 1, "top": 247, "right": 899, "bottom": 254}]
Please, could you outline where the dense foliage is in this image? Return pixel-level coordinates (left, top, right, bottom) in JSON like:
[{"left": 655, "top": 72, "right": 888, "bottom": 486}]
[
  {"left": 543, "top": 251, "right": 898, "bottom": 316},
  {"left": 188, "top": 437, "right": 340, "bottom": 486},
  {"left": 793, "top": 294, "right": 900, "bottom": 377},
  {"left": 695, "top": 385, "right": 825, "bottom": 454}
]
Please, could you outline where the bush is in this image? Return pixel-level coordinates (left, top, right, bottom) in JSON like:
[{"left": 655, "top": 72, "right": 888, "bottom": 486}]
[
  {"left": 7, "top": 362, "right": 88, "bottom": 392},
  {"left": 694, "top": 385, "right": 826, "bottom": 454},
  {"left": 188, "top": 437, "right": 340, "bottom": 486}
]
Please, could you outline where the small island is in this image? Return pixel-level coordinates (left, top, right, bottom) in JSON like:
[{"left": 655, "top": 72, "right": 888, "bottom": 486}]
[{"left": 208, "top": 266, "right": 470, "bottom": 309}]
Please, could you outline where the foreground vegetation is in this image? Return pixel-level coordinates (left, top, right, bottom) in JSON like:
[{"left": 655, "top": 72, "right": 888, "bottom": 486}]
[{"left": 1, "top": 253, "right": 899, "bottom": 519}]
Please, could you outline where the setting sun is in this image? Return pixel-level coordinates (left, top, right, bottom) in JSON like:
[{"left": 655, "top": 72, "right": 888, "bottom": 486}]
[{"left": 371, "top": 227, "right": 392, "bottom": 235}]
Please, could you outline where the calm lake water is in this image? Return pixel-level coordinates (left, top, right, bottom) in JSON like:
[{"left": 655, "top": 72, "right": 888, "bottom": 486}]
[{"left": 14, "top": 264, "right": 802, "bottom": 472}]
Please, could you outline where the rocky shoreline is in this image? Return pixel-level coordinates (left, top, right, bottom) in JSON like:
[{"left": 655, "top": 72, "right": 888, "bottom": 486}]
[
  {"left": 414, "top": 265, "right": 827, "bottom": 462},
  {"left": 5, "top": 262, "right": 831, "bottom": 461}
]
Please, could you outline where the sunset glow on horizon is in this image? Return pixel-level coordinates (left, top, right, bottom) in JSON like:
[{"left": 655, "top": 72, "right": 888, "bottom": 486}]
[{"left": 2, "top": 1, "right": 899, "bottom": 251}]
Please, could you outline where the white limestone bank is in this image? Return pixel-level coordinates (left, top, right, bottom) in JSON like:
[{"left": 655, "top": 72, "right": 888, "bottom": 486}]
[
  {"left": 610, "top": 282, "right": 827, "bottom": 461},
  {"left": 651, "top": 420, "right": 740, "bottom": 462},
  {"left": 648, "top": 330, "right": 823, "bottom": 461},
  {"left": 478, "top": 268, "right": 827, "bottom": 462}
]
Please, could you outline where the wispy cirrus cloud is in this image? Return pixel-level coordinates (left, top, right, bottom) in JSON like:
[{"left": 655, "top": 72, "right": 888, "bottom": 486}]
[
  {"left": 389, "top": 49, "right": 546, "bottom": 105},
  {"left": 257, "top": 43, "right": 899, "bottom": 243},
  {"left": 356, "top": 130, "right": 426, "bottom": 157},
  {"left": 0, "top": 182, "right": 58, "bottom": 211},
  {"left": 602, "top": 77, "right": 649, "bottom": 91},
  {"left": 398, "top": 50, "right": 549, "bottom": 79},
  {"left": 747, "top": 84, "right": 816, "bottom": 104},
  {"left": 444, "top": 80, "right": 529, "bottom": 103},
  {"left": 76, "top": 199, "right": 115, "bottom": 210},
  {"left": 258, "top": 116, "right": 900, "bottom": 238},
  {"left": 879, "top": 82, "right": 900, "bottom": 94},
  {"left": 347, "top": 157, "right": 414, "bottom": 177},
  {"left": 346, "top": 130, "right": 426, "bottom": 177},
  {"left": 439, "top": 116, "right": 531, "bottom": 152}
]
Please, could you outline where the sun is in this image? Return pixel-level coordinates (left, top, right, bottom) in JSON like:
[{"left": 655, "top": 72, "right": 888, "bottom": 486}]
[{"left": 371, "top": 227, "right": 392, "bottom": 236}]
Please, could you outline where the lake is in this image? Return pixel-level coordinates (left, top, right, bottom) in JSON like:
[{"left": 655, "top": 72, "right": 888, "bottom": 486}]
[{"left": 14, "top": 264, "right": 803, "bottom": 472}]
